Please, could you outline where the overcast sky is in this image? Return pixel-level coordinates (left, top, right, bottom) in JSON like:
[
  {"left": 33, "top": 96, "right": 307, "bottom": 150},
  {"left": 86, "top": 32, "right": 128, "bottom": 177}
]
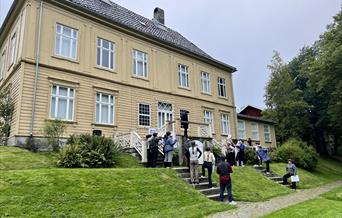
[{"left": 1, "top": 0, "right": 341, "bottom": 109}]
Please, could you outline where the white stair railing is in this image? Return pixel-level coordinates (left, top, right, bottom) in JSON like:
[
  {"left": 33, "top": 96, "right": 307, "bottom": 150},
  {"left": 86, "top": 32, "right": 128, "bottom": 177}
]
[{"left": 114, "top": 131, "right": 144, "bottom": 156}]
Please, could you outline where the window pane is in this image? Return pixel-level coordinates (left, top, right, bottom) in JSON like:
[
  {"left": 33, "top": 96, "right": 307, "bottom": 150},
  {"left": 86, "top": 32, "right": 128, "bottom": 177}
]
[
  {"left": 97, "top": 47, "right": 101, "bottom": 66},
  {"left": 101, "top": 105, "right": 109, "bottom": 123},
  {"left": 57, "top": 98, "right": 67, "bottom": 119},
  {"left": 72, "top": 39, "right": 77, "bottom": 59},
  {"left": 102, "top": 94, "right": 109, "bottom": 103},
  {"left": 59, "top": 87, "right": 68, "bottom": 96},
  {"left": 102, "top": 40, "right": 109, "bottom": 49},
  {"left": 69, "top": 89, "right": 74, "bottom": 97},
  {"left": 61, "top": 37, "right": 70, "bottom": 57},
  {"left": 68, "top": 100, "right": 73, "bottom": 120},
  {"left": 110, "top": 51, "right": 113, "bottom": 69},
  {"left": 55, "top": 35, "right": 60, "bottom": 54},
  {"left": 72, "top": 30, "right": 77, "bottom": 39},
  {"left": 96, "top": 103, "right": 100, "bottom": 123},
  {"left": 97, "top": 38, "right": 101, "bottom": 46},
  {"left": 110, "top": 105, "right": 114, "bottom": 124},
  {"left": 51, "top": 97, "right": 56, "bottom": 117},
  {"left": 52, "top": 86, "right": 57, "bottom": 95},
  {"left": 63, "top": 26, "right": 71, "bottom": 36},
  {"left": 137, "top": 62, "right": 143, "bottom": 76},
  {"left": 57, "top": 24, "right": 61, "bottom": 33},
  {"left": 102, "top": 49, "right": 109, "bottom": 68}
]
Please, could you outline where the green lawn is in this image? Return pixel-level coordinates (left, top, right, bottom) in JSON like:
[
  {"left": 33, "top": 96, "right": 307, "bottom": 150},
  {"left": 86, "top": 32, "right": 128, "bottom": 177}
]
[
  {"left": 0, "top": 146, "right": 57, "bottom": 170},
  {"left": 213, "top": 166, "right": 293, "bottom": 202},
  {"left": 262, "top": 186, "right": 342, "bottom": 218},
  {"left": 270, "top": 157, "right": 342, "bottom": 189},
  {"left": 0, "top": 146, "right": 233, "bottom": 217}
]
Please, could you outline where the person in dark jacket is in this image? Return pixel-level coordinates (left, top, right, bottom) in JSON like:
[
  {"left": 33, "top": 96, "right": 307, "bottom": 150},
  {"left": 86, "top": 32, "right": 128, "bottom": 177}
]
[
  {"left": 257, "top": 145, "right": 271, "bottom": 174},
  {"left": 145, "top": 134, "right": 152, "bottom": 167},
  {"left": 282, "top": 159, "right": 297, "bottom": 189},
  {"left": 149, "top": 133, "right": 163, "bottom": 168},
  {"left": 237, "top": 140, "right": 246, "bottom": 167},
  {"left": 216, "top": 156, "right": 236, "bottom": 205},
  {"left": 163, "top": 131, "right": 177, "bottom": 168}
]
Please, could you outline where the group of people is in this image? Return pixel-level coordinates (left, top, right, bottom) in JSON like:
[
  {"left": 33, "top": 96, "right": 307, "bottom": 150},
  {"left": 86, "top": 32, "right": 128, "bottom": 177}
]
[
  {"left": 144, "top": 133, "right": 298, "bottom": 205},
  {"left": 145, "top": 131, "right": 177, "bottom": 168}
]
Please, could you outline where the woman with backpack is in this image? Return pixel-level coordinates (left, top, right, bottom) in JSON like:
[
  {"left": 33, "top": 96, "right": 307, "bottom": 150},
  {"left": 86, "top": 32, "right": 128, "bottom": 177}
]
[{"left": 189, "top": 141, "right": 202, "bottom": 184}]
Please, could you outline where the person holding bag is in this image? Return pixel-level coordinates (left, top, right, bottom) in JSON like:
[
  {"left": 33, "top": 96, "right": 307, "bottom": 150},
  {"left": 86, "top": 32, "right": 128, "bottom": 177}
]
[
  {"left": 282, "top": 159, "right": 298, "bottom": 189},
  {"left": 163, "top": 132, "right": 177, "bottom": 168},
  {"left": 216, "top": 156, "right": 236, "bottom": 205}
]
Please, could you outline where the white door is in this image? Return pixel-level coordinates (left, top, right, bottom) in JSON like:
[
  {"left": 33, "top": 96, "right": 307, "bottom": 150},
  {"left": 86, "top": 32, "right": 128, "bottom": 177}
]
[{"left": 157, "top": 102, "right": 173, "bottom": 128}]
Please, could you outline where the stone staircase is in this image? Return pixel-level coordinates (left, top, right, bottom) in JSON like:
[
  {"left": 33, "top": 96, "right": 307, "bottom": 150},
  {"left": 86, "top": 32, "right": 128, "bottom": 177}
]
[
  {"left": 253, "top": 165, "right": 293, "bottom": 188},
  {"left": 173, "top": 167, "right": 227, "bottom": 201}
]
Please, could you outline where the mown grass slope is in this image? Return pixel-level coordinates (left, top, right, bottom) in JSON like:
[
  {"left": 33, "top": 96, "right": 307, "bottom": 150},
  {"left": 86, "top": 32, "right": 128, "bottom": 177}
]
[
  {"left": 271, "top": 157, "right": 342, "bottom": 189},
  {"left": 262, "top": 186, "right": 342, "bottom": 218},
  {"left": 213, "top": 166, "right": 293, "bottom": 202},
  {"left": 0, "top": 146, "right": 233, "bottom": 217}
]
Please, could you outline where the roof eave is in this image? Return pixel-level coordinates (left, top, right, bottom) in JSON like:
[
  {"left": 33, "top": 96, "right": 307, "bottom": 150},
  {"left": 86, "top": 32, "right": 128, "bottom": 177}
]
[{"left": 237, "top": 114, "right": 276, "bottom": 124}]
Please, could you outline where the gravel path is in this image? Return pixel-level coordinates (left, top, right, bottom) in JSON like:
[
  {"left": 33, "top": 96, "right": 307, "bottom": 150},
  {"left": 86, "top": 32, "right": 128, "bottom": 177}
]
[{"left": 209, "top": 180, "right": 342, "bottom": 218}]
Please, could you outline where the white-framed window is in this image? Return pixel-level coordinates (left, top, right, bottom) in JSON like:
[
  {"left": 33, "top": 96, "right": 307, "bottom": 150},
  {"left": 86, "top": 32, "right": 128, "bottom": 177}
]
[
  {"left": 9, "top": 33, "right": 16, "bottom": 65},
  {"left": 50, "top": 85, "right": 75, "bottom": 121},
  {"left": 55, "top": 23, "right": 78, "bottom": 59},
  {"left": 201, "top": 71, "right": 210, "bottom": 93},
  {"left": 264, "top": 124, "right": 271, "bottom": 142},
  {"left": 138, "top": 103, "right": 150, "bottom": 126},
  {"left": 221, "top": 113, "right": 230, "bottom": 135},
  {"left": 97, "top": 38, "right": 115, "bottom": 70},
  {"left": 178, "top": 64, "right": 189, "bottom": 88},
  {"left": 251, "top": 122, "right": 259, "bottom": 140},
  {"left": 237, "top": 120, "right": 246, "bottom": 139},
  {"left": 218, "top": 77, "right": 227, "bottom": 97},
  {"left": 133, "top": 49, "right": 147, "bottom": 77},
  {"left": 0, "top": 50, "right": 6, "bottom": 80},
  {"left": 203, "top": 110, "right": 214, "bottom": 132},
  {"left": 96, "top": 92, "right": 115, "bottom": 124}
]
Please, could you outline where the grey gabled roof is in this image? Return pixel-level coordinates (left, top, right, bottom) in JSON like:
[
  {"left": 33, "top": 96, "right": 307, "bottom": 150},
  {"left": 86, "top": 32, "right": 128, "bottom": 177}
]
[{"left": 61, "top": 0, "right": 236, "bottom": 71}]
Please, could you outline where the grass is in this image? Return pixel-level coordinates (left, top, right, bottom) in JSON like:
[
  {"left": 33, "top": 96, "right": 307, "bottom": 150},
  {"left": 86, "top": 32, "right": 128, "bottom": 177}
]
[
  {"left": 212, "top": 166, "right": 293, "bottom": 202},
  {"left": 262, "top": 186, "right": 342, "bottom": 218},
  {"left": 0, "top": 168, "right": 234, "bottom": 217},
  {"left": 270, "top": 157, "right": 342, "bottom": 189},
  {"left": 0, "top": 146, "right": 57, "bottom": 170},
  {"left": 0, "top": 146, "right": 233, "bottom": 217}
]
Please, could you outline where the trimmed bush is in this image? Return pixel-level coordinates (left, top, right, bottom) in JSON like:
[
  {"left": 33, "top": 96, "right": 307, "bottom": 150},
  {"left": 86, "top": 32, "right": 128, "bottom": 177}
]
[
  {"left": 270, "top": 138, "right": 318, "bottom": 171},
  {"left": 58, "top": 134, "right": 122, "bottom": 168}
]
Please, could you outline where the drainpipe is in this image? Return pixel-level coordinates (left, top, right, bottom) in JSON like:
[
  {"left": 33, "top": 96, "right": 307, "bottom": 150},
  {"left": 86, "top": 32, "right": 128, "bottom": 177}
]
[{"left": 29, "top": 0, "right": 43, "bottom": 136}]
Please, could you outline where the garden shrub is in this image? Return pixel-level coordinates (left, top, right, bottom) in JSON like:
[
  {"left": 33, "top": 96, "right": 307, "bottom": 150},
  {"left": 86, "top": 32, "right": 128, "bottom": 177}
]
[
  {"left": 244, "top": 147, "right": 257, "bottom": 165},
  {"left": 270, "top": 138, "right": 318, "bottom": 171},
  {"left": 58, "top": 134, "right": 122, "bottom": 168},
  {"left": 43, "top": 119, "right": 66, "bottom": 151}
]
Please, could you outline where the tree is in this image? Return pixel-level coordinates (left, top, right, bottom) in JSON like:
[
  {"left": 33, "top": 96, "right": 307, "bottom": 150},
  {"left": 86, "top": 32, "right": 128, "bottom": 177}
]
[
  {"left": 264, "top": 51, "right": 311, "bottom": 143},
  {"left": 0, "top": 86, "right": 14, "bottom": 146}
]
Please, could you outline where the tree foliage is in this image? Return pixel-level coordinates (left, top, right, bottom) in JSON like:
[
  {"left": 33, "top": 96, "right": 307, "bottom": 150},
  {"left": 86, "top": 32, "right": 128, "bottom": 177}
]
[
  {"left": 43, "top": 119, "right": 66, "bottom": 151},
  {"left": 264, "top": 10, "right": 342, "bottom": 154},
  {"left": 0, "top": 86, "right": 14, "bottom": 145}
]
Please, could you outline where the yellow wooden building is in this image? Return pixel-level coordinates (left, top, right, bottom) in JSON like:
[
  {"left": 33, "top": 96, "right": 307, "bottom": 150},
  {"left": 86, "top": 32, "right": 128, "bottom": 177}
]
[{"left": 0, "top": 0, "right": 276, "bottom": 149}]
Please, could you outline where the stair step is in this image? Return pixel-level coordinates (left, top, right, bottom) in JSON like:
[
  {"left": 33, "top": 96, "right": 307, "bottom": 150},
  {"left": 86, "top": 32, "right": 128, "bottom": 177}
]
[
  {"left": 207, "top": 193, "right": 227, "bottom": 200},
  {"left": 194, "top": 182, "right": 217, "bottom": 190},
  {"left": 269, "top": 176, "right": 283, "bottom": 181},
  {"left": 173, "top": 167, "right": 190, "bottom": 173},
  {"left": 200, "top": 187, "right": 221, "bottom": 195},
  {"left": 179, "top": 172, "right": 191, "bottom": 178},
  {"left": 183, "top": 177, "right": 209, "bottom": 183}
]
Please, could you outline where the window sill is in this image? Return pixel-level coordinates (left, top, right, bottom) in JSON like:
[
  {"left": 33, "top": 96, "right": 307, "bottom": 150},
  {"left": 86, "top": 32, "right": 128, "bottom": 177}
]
[
  {"left": 92, "top": 123, "right": 117, "bottom": 128},
  {"left": 178, "top": 86, "right": 191, "bottom": 91},
  {"left": 131, "top": 75, "right": 149, "bottom": 81},
  {"left": 95, "top": 66, "right": 117, "bottom": 74},
  {"left": 52, "top": 55, "right": 79, "bottom": 64},
  {"left": 137, "top": 126, "right": 150, "bottom": 129},
  {"left": 201, "top": 92, "right": 212, "bottom": 96},
  {"left": 221, "top": 133, "right": 229, "bottom": 136},
  {"left": 218, "top": 96, "right": 228, "bottom": 100},
  {"left": 7, "top": 62, "right": 14, "bottom": 71},
  {"left": 265, "top": 141, "right": 272, "bottom": 143},
  {"left": 47, "top": 118, "right": 77, "bottom": 124}
]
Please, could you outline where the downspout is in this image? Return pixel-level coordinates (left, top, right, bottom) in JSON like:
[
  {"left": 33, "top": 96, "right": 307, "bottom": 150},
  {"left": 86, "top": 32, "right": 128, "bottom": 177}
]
[{"left": 29, "top": 0, "right": 43, "bottom": 136}]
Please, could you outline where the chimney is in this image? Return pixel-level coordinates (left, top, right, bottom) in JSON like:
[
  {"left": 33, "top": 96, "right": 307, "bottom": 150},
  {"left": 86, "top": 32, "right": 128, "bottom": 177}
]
[{"left": 153, "top": 7, "right": 165, "bottom": 25}]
